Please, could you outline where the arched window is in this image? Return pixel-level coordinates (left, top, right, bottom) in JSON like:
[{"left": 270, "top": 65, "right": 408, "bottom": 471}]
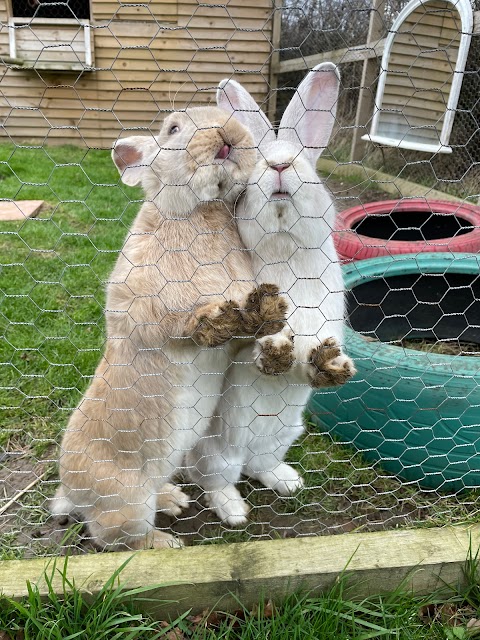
[{"left": 362, "top": 0, "right": 473, "bottom": 154}]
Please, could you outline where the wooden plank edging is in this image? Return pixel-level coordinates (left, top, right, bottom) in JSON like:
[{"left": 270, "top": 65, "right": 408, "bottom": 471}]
[
  {"left": 0, "top": 526, "right": 479, "bottom": 618},
  {"left": 318, "top": 157, "right": 469, "bottom": 203}
]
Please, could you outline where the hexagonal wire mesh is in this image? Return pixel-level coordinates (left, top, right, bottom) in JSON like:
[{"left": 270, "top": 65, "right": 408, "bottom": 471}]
[{"left": 0, "top": 0, "right": 479, "bottom": 557}]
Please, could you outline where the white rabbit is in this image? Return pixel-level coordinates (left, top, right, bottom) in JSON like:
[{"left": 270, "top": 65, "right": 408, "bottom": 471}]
[
  {"left": 186, "top": 63, "right": 356, "bottom": 526},
  {"left": 51, "top": 106, "right": 288, "bottom": 550}
]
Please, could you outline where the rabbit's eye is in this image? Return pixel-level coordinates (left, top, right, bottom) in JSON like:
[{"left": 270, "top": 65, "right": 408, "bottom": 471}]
[{"left": 169, "top": 125, "right": 180, "bottom": 135}]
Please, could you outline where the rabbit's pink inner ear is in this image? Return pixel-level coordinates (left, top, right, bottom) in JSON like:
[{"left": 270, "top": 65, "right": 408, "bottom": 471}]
[
  {"left": 216, "top": 79, "right": 275, "bottom": 148},
  {"left": 216, "top": 79, "right": 244, "bottom": 115},
  {"left": 278, "top": 65, "right": 340, "bottom": 162},
  {"left": 111, "top": 136, "right": 157, "bottom": 187},
  {"left": 113, "top": 143, "right": 142, "bottom": 173}
]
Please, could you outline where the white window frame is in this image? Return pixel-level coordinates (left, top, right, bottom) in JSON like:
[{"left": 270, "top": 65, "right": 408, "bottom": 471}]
[
  {"left": 8, "top": 16, "right": 93, "bottom": 70},
  {"left": 362, "top": 0, "right": 473, "bottom": 154}
]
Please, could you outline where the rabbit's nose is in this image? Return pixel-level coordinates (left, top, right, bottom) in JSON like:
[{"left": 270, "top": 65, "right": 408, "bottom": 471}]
[{"left": 271, "top": 163, "right": 290, "bottom": 173}]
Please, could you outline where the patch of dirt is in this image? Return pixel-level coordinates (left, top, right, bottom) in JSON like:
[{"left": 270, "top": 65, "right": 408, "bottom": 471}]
[
  {"left": 23, "top": 479, "right": 430, "bottom": 556},
  {"left": 0, "top": 453, "right": 39, "bottom": 500},
  {"left": 0, "top": 442, "right": 428, "bottom": 556},
  {"left": 163, "top": 487, "right": 422, "bottom": 543},
  {"left": 324, "top": 175, "right": 390, "bottom": 213},
  {"left": 11, "top": 456, "right": 440, "bottom": 555},
  {"left": 0, "top": 430, "right": 476, "bottom": 558}
]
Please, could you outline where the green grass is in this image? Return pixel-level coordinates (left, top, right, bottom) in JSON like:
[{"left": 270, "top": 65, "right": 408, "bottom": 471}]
[
  {"left": 0, "top": 144, "right": 141, "bottom": 558},
  {"left": 0, "top": 555, "right": 189, "bottom": 639},
  {"left": 2, "top": 551, "right": 480, "bottom": 639},
  {"left": 398, "top": 339, "right": 480, "bottom": 357},
  {"left": 0, "top": 144, "right": 141, "bottom": 454}
]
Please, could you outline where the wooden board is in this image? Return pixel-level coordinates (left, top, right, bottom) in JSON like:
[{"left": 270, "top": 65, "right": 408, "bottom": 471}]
[
  {"left": 0, "top": 200, "right": 44, "bottom": 221},
  {"left": 380, "top": 95, "right": 447, "bottom": 117},
  {"left": 92, "top": 0, "right": 178, "bottom": 23},
  {"left": 276, "top": 39, "right": 384, "bottom": 74},
  {"left": 0, "top": 526, "right": 479, "bottom": 618}
]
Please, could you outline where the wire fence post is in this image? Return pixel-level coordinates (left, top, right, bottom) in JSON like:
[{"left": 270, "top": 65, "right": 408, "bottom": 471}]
[{"left": 350, "top": 0, "right": 386, "bottom": 162}]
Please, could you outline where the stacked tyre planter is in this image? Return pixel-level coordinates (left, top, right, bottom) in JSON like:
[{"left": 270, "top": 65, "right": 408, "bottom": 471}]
[
  {"left": 309, "top": 230, "right": 480, "bottom": 490},
  {"left": 334, "top": 199, "right": 480, "bottom": 261}
]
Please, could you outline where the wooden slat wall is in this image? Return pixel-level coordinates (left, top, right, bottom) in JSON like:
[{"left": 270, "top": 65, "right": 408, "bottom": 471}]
[
  {"left": 0, "top": 0, "right": 273, "bottom": 146},
  {"left": 92, "top": 0, "right": 178, "bottom": 22},
  {"left": 376, "top": 0, "right": 461, "bottom": 145}
]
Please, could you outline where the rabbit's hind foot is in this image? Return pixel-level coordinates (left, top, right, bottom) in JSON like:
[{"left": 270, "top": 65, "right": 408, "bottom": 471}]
[
  {"left": 156, "top": 483, "right": 190, "bottom": 517},
  {"left": 86, "top": 502, "right": 184, "bottom": 551},
  {"left": 248, "top": 463, "right": 304, "bottom": 496},
  {"left": 92, "top": 525, "right": 183, "bottom": 552},
  {"left": 110, "top": 529, "right": 183, "bottom": 551},
  {"left": 144, "top": 530, "right": 184, "bottom": 550},
  {"left": 204, "top": 485, "right": 250, "bottom": 527}
]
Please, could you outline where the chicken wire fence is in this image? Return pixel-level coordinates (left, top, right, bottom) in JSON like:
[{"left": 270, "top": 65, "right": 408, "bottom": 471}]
[{"left": 0, "top": 0, "right": 479, "bottom": 557}]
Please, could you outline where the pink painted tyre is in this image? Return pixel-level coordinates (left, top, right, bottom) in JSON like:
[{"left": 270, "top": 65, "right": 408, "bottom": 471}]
[{"left": 334, "top": 199, "right": 480, "bottom": 262}]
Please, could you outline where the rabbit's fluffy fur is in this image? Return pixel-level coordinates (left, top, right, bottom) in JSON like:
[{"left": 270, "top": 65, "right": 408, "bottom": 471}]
[
  {"left": 186, "top": 65, "right": 356, "bottom": 525},
  {"left": 52, "top": 107, "right": 287, "bottom": 550}
]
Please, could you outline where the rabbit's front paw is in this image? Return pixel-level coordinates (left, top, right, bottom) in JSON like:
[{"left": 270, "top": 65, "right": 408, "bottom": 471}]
[
  {"left": 241, "top": 284, "right": 288, "bottom": 338},
  {"left": 190, "top": 301, "right": 243, "bottom": 347},
  {"left": 308, "top": 338, "right": 356, "bottom": 388},
  {"left": 254, "top": 332, "right": 294, "bottom": 375}
]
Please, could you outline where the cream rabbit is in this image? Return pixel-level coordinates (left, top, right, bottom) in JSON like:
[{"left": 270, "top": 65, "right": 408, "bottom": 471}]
[
  {"left": 51, "top": 106, "right": 287, "bottom": 550},
  {"left": 186, "top": 64, "right": 356, "bottom": 525}
]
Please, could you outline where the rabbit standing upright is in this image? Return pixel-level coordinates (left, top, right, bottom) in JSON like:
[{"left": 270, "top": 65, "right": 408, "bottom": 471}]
[
  {"left": 186, "top": 64, "right": 356, "bottom": 525},
  {"left": 52, "top": 106, "right": 288, "bottom": 550}
]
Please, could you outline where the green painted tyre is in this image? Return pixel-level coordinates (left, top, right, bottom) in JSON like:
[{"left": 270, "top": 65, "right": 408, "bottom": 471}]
[{"left": 308, "top": 253, "right": 480, "bottom": 492}]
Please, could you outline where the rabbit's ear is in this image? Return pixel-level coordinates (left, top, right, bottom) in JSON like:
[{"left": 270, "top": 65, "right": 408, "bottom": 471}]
[
  {"left": 112, "top": 136, "right": 158, "bottom": 187},
  {"left": 278, "top": 62, "right": 340, "bottom": 164},
  {"left": 216, "top": 79, "right": 276, "bottom": 148}
]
